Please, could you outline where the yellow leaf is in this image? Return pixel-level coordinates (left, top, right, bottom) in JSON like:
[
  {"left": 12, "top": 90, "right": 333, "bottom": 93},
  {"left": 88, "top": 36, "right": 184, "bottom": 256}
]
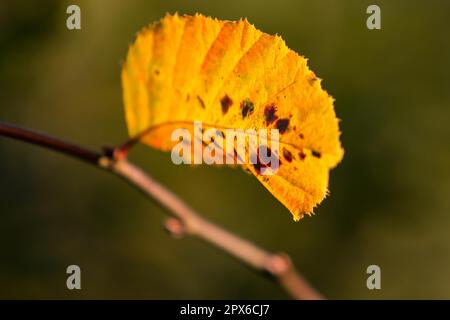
[{"left": 121, "top": 13, "right": 344, "bottom": 221}]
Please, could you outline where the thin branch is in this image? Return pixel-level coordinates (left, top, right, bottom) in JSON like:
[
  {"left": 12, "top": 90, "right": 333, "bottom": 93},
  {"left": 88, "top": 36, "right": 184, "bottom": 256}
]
[
  {"left": 0, "top": 122, "right": 102, "bottom": 164},
  {"left": 0, "top": 121, "right": 324, "bottom": 300}
]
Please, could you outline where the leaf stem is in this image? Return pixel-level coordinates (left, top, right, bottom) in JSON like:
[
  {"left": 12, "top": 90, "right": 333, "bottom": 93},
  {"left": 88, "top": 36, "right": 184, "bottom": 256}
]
[{"left": 0, "top": 120, "right": 324, "bottom": 300}]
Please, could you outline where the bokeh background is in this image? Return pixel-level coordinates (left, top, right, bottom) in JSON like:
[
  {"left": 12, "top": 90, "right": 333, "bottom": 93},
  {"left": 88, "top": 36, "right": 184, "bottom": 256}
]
[{"left": 0, "top": 0, "right": 449, "bottom": 299}]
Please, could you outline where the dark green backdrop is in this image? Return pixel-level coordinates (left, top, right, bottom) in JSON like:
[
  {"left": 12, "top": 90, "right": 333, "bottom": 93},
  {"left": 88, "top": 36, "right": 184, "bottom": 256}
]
[{"left": 0, "top": 0, "right": 449, "bottom": 299}]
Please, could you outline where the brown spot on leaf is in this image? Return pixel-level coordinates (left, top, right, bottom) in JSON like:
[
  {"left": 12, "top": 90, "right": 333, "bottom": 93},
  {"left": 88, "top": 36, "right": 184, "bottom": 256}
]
[
  {"left": 264, "top": 104, "right": 278, "bottom": 124},
  {"left": 252, "top": 146, "right": 280, "bottom": 175},
  {"left": 298, "top": 151, "right": 306, "bottom": 160},
  {"left": 241, "top": 99, "right": 254, "bottom": 118},
  {"left": 197, "top": 95, "right": 205, "bottom": 108},
  {"left": 275, "top": 118, "right": 290, "bottom": 134},
  {"left": 308, "top": 73, "right": 317, "bottom": 85},
  {"left": 299, "top": 133, "right": 304, "bottom": 139},
  {"left": 253, "top": 161, "right": 267, "bottom": 175},
  {"left": 283, "top": 148, "right": 293, "bottom": 162},
  {"left": 221, "top": 95, "right": 233, "bottom": 114},
  {"left": 312, "top": 150, "right": 321, "bottom": 158}
]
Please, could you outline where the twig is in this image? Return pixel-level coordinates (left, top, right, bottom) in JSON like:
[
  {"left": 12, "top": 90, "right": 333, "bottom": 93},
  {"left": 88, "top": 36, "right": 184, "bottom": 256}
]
[
  {"left": 0, "top": 121, "right": 324, "bottom": 300},
  {"left": 0, "top": 122, "right": 102, "bottom": 164}
]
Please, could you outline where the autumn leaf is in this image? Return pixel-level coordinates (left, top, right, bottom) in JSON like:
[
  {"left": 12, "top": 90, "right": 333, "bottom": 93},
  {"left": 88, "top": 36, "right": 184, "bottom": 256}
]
[{"left": 121, "top": 13, "right": 343, "bottom": 221}]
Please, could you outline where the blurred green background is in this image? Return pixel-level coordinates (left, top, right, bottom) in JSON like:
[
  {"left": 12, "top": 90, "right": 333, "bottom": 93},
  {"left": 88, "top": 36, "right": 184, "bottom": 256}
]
[{"left": 0, "top": 0, "right": 449, "bottom": 299}]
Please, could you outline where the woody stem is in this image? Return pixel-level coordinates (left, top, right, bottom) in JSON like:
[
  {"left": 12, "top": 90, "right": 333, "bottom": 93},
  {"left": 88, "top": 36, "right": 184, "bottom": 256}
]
[{"left": 0, "top": 120, "right": 323, "bottom": 300}]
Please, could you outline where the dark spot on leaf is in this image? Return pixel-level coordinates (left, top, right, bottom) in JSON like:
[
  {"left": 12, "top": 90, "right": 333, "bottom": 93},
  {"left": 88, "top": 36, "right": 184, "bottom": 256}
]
[
  {"left": 241, "top": 99, "right": 254, "bottom": 118},
  {"left": 197, "top": 95, "right": 205, "bottom": 108},
  {"left": 228, "top": 146, "right": 238, "bottom": 163},
  {"left": 275, "top": 118, "right": 290, "bottom": 134},
  {"left": 298, "top": 151, "right": 306, "bottom": 160},
  {"left": 252, "top": 146, "right": 280, "bottom": 174},
  {"left": 299, "top": 133, "right": 304, "bottom": 139},
  {"left": 283, "top": 148, "right": 293, "bottom": 162},
  {"left": 154, "top": 69, "right": 160, "bottom": 75},
  {"left": 221, "top": 95, "right": 233, "bottom": 114},
  {"left": 252, "top": 147, "right": 269, "bottom": 175},
  {"left": 264, "top": 104, "right": 278, "bottom": 124},
  {"left": 312, "top": 150, "right": 321, "bottom": 158},
  {"left": 308, "top": 73, "right": 317, "bottom": 85},
  {"left": 253, "top": 161, "right": 267, "bottom": 175}
]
